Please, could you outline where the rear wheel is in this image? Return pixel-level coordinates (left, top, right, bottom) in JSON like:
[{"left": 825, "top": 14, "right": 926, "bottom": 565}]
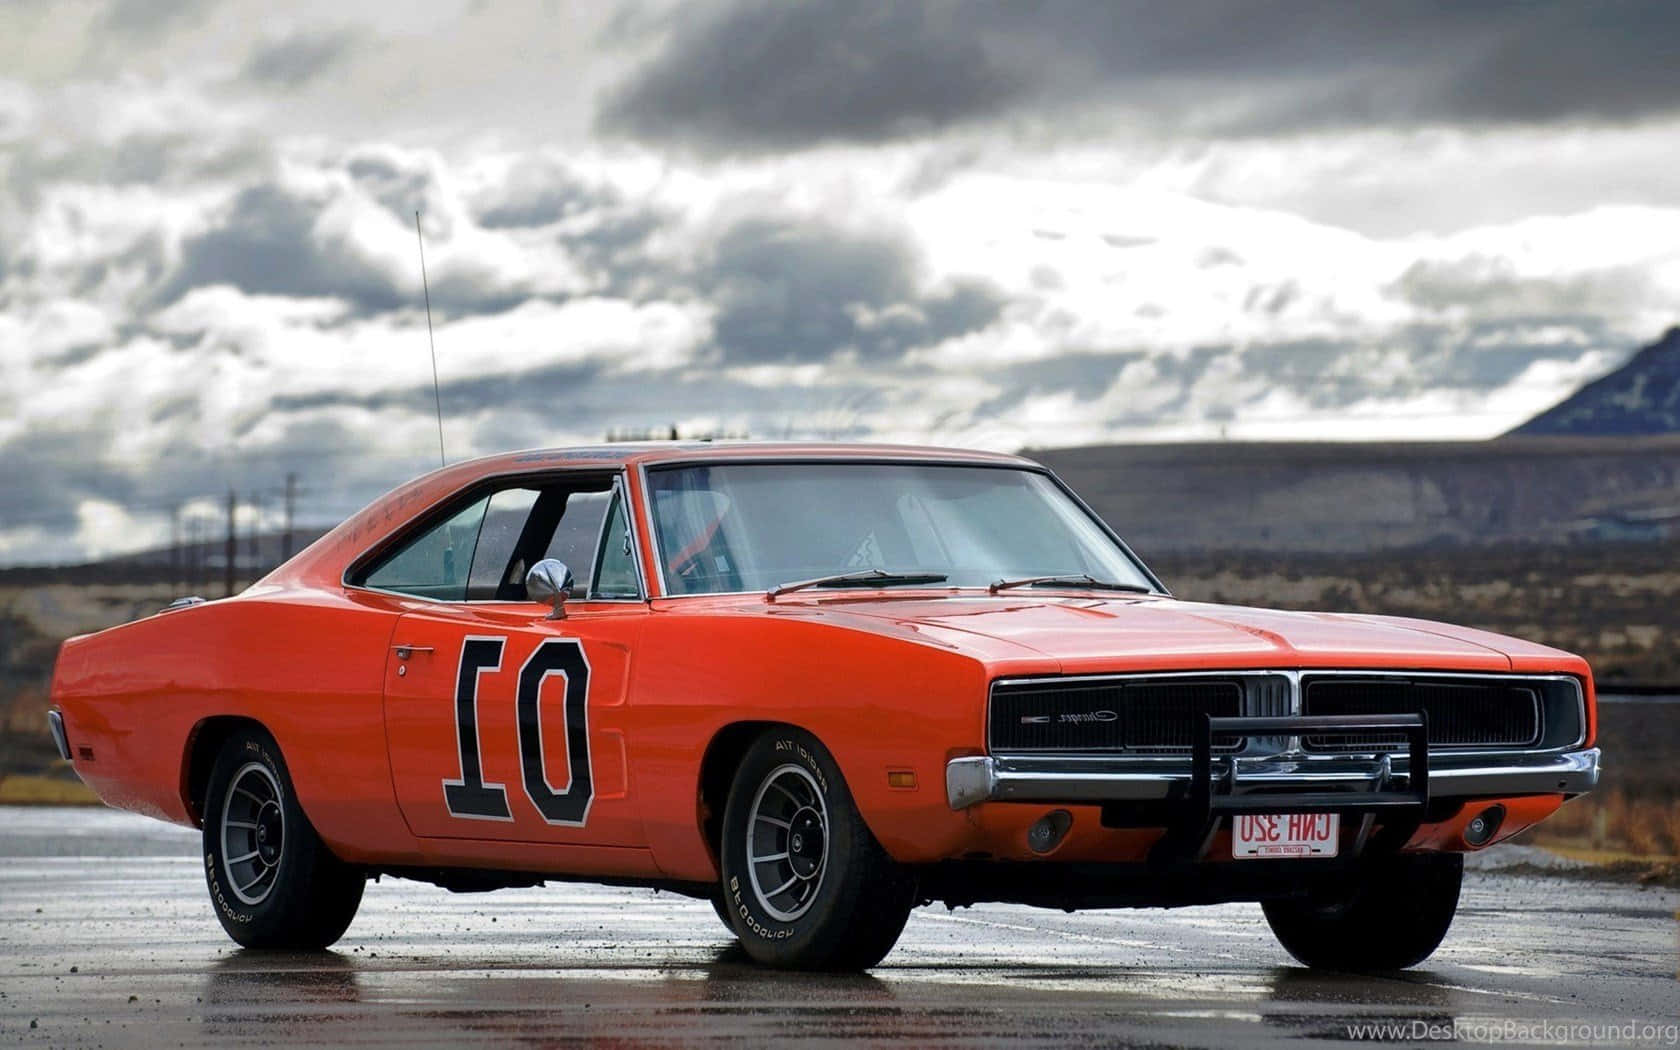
[
  {"left": 718, "top": 728, "right": 915, "bottom": 970},
  {"left": 201, "top": 727, "right": 365, "bottom": 949},
  {"left": 1263, "top": 852, "right": 1463, "bottom": 970}
]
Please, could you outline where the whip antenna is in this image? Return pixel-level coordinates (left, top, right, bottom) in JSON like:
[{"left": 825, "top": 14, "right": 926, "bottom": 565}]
[{"left": 415, "top": 210, "right": 446, "bottom": 468}]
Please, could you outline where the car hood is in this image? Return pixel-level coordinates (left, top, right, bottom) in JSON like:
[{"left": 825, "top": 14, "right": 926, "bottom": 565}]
[{"left": 760, "top": 594, "right": 1582, "bottom": 676}]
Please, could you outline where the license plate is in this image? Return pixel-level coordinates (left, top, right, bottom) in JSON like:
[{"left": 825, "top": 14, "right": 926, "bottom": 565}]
[{"left": 1232, "top": 813, "right": 1340, "bottom": 858}]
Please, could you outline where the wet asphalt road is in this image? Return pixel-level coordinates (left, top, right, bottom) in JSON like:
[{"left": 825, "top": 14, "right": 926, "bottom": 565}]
[{"left": 1, "top": 807, "right": 1676, "bottom": 1048}]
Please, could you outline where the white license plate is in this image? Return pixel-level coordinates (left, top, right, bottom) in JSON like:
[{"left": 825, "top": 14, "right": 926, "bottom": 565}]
[{"left": 1232, "top": 813, "right": 1340, "bottom": 858}]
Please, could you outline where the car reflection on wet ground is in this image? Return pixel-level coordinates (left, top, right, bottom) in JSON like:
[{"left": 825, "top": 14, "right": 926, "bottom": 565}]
[{"left": 2, "top": 806, "right": 1675, "bottom": 1048}]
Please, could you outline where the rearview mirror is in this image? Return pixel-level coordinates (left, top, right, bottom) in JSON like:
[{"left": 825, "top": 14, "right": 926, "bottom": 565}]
[{"left": 526, "top": 559, "right": 574, "bottom": 619}]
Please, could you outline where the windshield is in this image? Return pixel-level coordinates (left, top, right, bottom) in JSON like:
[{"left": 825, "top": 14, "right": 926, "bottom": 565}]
[{"left": 647, "top": 462, "right": 1156, "bottom": 595}]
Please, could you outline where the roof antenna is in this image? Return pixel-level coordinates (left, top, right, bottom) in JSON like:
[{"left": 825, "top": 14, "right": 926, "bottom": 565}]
[{"left": 415, "top": 210, "right": 446, "bottom": 468}]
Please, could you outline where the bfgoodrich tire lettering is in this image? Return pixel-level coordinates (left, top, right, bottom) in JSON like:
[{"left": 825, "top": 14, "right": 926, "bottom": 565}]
[
  {"left": 201, "top": 727, "right": 365, "bottom": 949},
  {"left": 719, "top": 728, "right": 915, "bottom": 970},
  {"left": 1263, "top": 852, "right": 1463, "bottom": 970}
]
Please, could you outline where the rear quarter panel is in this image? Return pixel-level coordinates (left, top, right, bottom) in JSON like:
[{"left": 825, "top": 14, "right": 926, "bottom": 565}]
[{"left": 52, "top": 588, "right": 421, "bottom": 865}]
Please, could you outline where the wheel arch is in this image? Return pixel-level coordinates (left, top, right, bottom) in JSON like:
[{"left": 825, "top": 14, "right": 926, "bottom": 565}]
[
  {"left": 181, "top": 715, "right": 272, "bottom": 827},
  {"left": 697, "top": 720, "right": 806, "bottom": 865}
]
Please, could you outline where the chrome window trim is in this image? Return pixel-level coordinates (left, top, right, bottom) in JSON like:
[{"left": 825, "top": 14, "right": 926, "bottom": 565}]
[
  {"left": 986, "top": 669, "right": 1586, "bottom": 759},
  {"left": 344, "top": 469, "right": 649, "bottom": 606},
  {"left": 585, "top": 477, "right": 646, "bottom": 601}
]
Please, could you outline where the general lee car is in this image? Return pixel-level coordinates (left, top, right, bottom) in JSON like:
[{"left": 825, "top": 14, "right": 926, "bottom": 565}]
[{"left": 48, "top": 444, "right": 1600, "bottom": 970}]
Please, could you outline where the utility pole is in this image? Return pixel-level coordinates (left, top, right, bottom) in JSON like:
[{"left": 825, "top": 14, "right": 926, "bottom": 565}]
[
  {"left": 282, "top": 473, "right": 297, "bottom": 562},
  {"left": 248, "top": 492, "right": 264, "bottom": 575},
  {"left": 170, "top": 506, "right": 182, "bottom": 589},
  {"left": 224, "top": 488, "right": 237, "bottom": 598},
  {"left": 185, "top": 517, "right": 199, "bottom": 590}
]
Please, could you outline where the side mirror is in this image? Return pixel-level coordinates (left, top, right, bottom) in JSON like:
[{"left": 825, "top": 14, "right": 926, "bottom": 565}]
[{"left": 526, "top": 558, "right": 575, "bottom": 619}]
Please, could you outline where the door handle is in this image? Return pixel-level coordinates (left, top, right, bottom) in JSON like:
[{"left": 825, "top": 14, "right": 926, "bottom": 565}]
[{"left": 392, "top": 645, "right": 435, "bottom": 660}]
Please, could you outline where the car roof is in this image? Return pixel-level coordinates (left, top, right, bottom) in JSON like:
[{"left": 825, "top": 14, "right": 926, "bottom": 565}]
[
  {"left": 260, "top": 442, "right": 1041, "bottom": 591},
  {"left": 475, "top": 441, "right": 1035, "bottom": 471}
]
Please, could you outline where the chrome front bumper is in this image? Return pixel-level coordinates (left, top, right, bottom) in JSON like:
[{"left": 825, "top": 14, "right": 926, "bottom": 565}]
[{"left": 945, "top": 748, "right": 1601, "bottom": 810}]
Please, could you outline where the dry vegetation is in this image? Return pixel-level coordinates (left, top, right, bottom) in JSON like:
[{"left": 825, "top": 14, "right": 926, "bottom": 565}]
[{"left": 1151, "top": 539, "right": 1679, "bottom": 683}]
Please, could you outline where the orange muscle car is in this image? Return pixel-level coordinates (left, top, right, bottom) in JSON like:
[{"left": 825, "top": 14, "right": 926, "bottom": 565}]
[{"left": 48, "top": 443, "right": 1600, "bottom": 970}]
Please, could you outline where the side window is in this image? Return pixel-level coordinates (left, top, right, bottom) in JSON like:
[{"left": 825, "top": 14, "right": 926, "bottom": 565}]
[
  {"left": 465, "top": 488, "right": 540, "bottom": 600},
  {"left": 540, "top": 489, "right": 612, "bottom": 590},
  {"left": 591, "top": 490, "right": 639, "bottom": 598},
  {"left": 363, "top": 496, "right": 490, "bottom": 600},
  {"left": 357, "top": 475, "right": 636, "bottom": 603}
]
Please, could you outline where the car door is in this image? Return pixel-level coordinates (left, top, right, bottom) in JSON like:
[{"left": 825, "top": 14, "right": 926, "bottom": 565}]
[{"left": 369, "top": 473, "right": 648, "bottom": 847}]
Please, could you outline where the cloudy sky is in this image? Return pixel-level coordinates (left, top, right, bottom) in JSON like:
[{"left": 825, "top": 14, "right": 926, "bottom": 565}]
[{"left": 2, "top": 0, "right": 1679, "bottom": 564}]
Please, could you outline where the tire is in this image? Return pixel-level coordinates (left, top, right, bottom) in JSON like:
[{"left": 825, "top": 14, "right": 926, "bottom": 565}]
[
  {"left": 1263, "top": 852, "right": 1463, "bottom": 970},
  {"left": 718, "top": 728, "right": 915, "bottom": 970},
  {"left": 201, "top": 727, "right": 365, "bottom": 949},
  {"left": 710, "top": 892, "right": 738, "bottom": 937}
]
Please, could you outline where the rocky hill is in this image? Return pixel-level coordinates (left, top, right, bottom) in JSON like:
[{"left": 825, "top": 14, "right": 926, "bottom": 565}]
[{"left": 1512, "top": 327, "right": 1680, "bottom": 436}]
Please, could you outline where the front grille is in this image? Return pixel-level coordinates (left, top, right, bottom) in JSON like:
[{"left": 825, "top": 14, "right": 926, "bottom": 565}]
[
  {"left": 1301, "top": 677, "right": 1542, "bottom": 751},
  {"left": 989, "top": 677, "right": 1243, "bottom": 753}
]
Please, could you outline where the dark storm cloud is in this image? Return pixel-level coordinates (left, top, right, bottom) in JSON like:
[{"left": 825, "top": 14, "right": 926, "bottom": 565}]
[
  {"left": 265, "top": 360, "right": 602, "bottom": 423},
  {"left": 702, "top": 216, "right": 1003, "bottom": 363},
  {"left": 157, "top": 180, "right": 528, "bottom": 317},
  {"left": 1239, "top": 324, "right": 1619, "bottom": 409},
  {"left": 96, "top": 0, "right": 215, "bottom": 41},
  {"left": 1393, "top": 256, "right": 1653, "bottom": 318},
  {"left": 345, "top": 151, "right": 435, "bottom": 225},
  {"left": 240, "top": 28, "right": 360, "bottom": 90},
  {"left": 969, "top": 352, "right": 1148, "bottom": 424},
  {"left": 599, "top": 0, "right": 1680, "bottom": 151},
  {"left": 0, "top": 429, "right": 140, "bottom": 537},
  {"left": 959, "top": 322, "right": 1623, "bottom": 434},
  {"left": 159, "top": 183, "right": 409, "bottom": 313},
  {"left": 468, "top": 156, "right": 673, "bottom": 297},
  {"left": 599, "top": 3, "right": 1022, "bottom": 150},
  {"left": 475, "top": 156, "right": 622, "bottom": 230}
]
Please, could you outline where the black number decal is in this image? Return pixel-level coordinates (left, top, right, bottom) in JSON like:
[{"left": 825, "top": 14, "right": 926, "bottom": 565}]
[
  {"left": 438, "top": 636, "right": 594, "bottom": 827},
  {"left": 516, "top": 639, "right": 594, "bottom": 826},
  {"left": 443, "top": 636, "right": 512, "bottom": 821}
]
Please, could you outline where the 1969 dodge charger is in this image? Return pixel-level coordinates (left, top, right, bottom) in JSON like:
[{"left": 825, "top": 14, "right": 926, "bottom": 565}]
[{"left": 48, "top": 443, "right": 1600, "bottom": 970}]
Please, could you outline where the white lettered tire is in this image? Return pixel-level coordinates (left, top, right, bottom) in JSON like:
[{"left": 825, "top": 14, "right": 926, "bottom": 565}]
[
  {"left": 201, "top": 727, "right": 365, "bottom": 949},
  {"left": 718, "top": 727, "right": 915, "bottom": 970}
]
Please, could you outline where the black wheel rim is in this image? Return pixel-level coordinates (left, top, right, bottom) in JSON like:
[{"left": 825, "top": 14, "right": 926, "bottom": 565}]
[
  {"left": 220, "top": 761, "right": 284, "bottom": 906},
  {"left": 745, "top": 764, "right": 829, "bottom": 922}
]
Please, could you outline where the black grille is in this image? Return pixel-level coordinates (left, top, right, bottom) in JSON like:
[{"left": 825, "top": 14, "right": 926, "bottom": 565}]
[
  {"left": 990, "top": 678, "right": 1242, "bottom": 753},
  {"left": 1301, "top": 677, "right": 1541, "bottom": 751}
]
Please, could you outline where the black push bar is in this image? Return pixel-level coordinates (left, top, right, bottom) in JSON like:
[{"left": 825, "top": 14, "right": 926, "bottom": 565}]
[{"left": 1188, "top": 712, "right": 1430, "bottom": 818}]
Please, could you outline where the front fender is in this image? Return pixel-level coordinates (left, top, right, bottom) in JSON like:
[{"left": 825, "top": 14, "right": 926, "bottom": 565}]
[{"left": 628, "top": 608, "right": 993, "bottom": 881}]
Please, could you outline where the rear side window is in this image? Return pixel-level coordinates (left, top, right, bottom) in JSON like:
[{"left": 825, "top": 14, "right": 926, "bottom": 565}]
[
  {"left": 541, "top": 489, "right": 613, "bottom": 589},
  {"left": 354, "top": 474, "right": 643, "bottom": 602},
  {"left": 363, "top": 496, "right": 490, "bottom": 601},
  {"left": 465, "top": 488, "right": 541, "bottom": 600}
]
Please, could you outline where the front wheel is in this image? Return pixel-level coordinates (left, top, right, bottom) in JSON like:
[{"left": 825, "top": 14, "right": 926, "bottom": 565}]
[
  {"left": 201, "top": 727, "right": 365, "bottom": 949},
  {"left": 718, "top": 728, "right": 915, "bottom": 970},
  {"left": 1263, "top": 852, "right": 1463, "bottom": 970}
]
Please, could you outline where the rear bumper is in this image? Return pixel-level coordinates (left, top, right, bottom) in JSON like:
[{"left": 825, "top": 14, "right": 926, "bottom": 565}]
[{"left": 946, "top": 747, "right": 1601, "bottom": 810}]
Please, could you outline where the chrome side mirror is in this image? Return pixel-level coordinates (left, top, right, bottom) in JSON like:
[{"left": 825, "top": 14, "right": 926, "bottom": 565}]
[{"left": 526, "top": 558, "right": 575, "bottom": 619}]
